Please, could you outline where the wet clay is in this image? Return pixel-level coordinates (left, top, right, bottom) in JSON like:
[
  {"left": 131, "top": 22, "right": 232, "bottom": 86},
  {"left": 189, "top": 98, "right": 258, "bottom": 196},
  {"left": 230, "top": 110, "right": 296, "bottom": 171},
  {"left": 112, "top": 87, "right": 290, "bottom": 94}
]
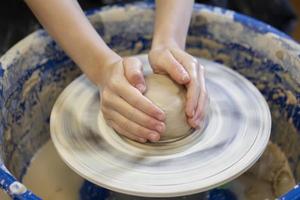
[
  {"left": 23, "top": 141, "right": 83, "bottom": 200},
  {"left": 230, "top": 141, "right": 296, "bottom": 199},
  {"left": 144, "top": 74, "right": 191, "bottom": 141}
]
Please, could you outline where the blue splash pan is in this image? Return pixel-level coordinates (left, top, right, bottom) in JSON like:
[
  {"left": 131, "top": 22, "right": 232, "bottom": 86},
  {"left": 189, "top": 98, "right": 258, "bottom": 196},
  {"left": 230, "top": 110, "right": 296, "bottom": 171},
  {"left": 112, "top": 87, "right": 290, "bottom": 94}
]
[{"left": 0, "top": 3, "right": 299, "bottom": 200}]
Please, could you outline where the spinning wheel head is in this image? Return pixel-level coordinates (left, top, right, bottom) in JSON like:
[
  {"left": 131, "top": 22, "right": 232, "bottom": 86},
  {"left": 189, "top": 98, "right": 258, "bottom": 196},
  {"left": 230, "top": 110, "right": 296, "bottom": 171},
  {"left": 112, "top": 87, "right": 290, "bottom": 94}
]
[{"left": 50, "top": 55, "right": 271, "bottom": 197}]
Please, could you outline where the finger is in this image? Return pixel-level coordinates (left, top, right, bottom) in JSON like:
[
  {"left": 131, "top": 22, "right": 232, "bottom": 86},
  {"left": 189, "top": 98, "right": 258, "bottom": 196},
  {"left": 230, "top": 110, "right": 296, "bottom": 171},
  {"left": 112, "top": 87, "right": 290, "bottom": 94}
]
[
  {"left": 106, "top": 109, "right": 161, "bottom": 142},
  {"left": 189, "top": 66, "right": 208, "bottom": 128},
  {"left": 103, "top": 92, "right": 165, "bottom": 133},
  {"left": 169, "top": 49, "right": 201, "bottom": 117},
  {"left": 183, "top": 61, "right": 199, "bottom": 118},
  {"left": 185, "top": 80, "right": 200, "bottom": 118},
  {"left": 106, "top": 119, "right": 147, "bottom": 143},
  {"left": 123, "top": 57, "right": 146, "bottom": 93},
  {"left": 189, "top": 92, "right": 208, "bottom": 128},
  {"left": 111, "top": 79, "right": 166, "bottom": 121},
  {"left": 158, "top": 50, "right": 190, "bottom": 84}
]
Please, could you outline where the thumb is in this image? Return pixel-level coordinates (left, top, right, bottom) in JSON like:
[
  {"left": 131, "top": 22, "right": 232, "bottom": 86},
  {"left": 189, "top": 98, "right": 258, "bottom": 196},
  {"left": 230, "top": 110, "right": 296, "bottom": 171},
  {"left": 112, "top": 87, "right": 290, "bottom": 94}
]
[{"left": 123, "top": 57, "right": 146, "bottom": 93}]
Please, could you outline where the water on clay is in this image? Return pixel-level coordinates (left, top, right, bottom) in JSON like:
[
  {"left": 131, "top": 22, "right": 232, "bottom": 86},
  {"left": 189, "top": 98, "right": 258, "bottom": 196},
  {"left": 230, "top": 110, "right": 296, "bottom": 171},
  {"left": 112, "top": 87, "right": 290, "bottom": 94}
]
[
  {"left": 0, "top": 141, "right": 295, "bottom": 200},
  {"left": 0, "top": 141, "right": 84, "bottom": 200}
]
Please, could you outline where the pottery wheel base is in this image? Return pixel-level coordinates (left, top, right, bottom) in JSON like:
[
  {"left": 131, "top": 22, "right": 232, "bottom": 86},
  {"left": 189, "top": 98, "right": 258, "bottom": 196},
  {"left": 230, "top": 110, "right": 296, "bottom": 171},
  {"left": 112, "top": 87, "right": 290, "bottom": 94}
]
[{"left": 50, "top": 55, "right": 271, "bottom": 197}]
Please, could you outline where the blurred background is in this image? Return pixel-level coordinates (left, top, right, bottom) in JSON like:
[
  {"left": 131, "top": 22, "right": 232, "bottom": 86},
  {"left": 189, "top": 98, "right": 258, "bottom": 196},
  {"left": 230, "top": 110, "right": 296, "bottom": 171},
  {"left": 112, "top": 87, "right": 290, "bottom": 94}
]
[{"left": 0, "top": 0, "right": 299, "bottom": 56}]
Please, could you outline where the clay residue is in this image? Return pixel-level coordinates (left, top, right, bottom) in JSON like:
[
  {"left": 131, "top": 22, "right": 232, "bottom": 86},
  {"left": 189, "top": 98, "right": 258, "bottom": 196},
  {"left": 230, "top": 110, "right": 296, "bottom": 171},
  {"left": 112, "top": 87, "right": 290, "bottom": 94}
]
[
  {"left": 286, "top": 90, "right": 298, "bottom": 105},
  {"left": 230, "top": 142, "right": 296, "bottom": 199},
  {"left": 22, "top": 70, "right": 40, "bottom": 100},
  {"left": 22, "top": 141, "right": 84, "bottom": 200}
]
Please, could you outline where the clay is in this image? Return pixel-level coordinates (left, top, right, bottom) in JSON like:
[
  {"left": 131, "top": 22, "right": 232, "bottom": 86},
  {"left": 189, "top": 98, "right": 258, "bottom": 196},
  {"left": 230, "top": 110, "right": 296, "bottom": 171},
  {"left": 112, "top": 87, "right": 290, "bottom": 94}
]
[
  {"left": 230, "top": 142, "right": 296, "bottom": 199},
  {"left": 50, "top": 56, "right": 272, "bottom": 197},
  {"left": 144, "top": 74, "right": 191, "bottom": 141},
  {"left": 23, "top": 141, "right": 84, "bottom": 199}
]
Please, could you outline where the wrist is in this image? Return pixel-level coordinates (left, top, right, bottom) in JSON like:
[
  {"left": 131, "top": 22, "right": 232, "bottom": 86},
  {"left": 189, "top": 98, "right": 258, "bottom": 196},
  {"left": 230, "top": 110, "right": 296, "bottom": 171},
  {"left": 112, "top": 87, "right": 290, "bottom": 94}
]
[
  {"left": 86, "top": 49, "right": 122, "bottom": 86},
  {"left": 99, "top": 50, "right": 122, "bottom": 68},
  {"left": 151, "top": 37, "right": 183, "bottom": 51}
]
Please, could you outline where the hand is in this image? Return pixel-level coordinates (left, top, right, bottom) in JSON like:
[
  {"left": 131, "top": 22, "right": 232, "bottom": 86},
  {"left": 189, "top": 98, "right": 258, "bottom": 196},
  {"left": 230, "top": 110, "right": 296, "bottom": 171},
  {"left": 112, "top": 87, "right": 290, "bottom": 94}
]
[
  {"left": 149, "top": 45, "right": 208, "bottom": 128},
  {"left": 98, "top": 56, "right": 166, "bottom": 143}
]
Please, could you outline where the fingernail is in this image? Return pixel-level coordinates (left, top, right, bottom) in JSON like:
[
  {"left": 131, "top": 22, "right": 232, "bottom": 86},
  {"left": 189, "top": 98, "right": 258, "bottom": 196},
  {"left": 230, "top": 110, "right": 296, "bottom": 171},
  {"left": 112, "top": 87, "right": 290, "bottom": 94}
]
[
  {"left": 194, "top": 119, "right": 201, "bottom": 128},
  {"left": 191, "top": 109, "right": 195, "bottom": 117},
  {"left": 155, "top": 123, "right": 165, "bottom": 133},
  {"left": 157, "top": 112, "right": 165, "bottom": 121},
  {"left": 138, "top": 138, "right": 147, "bottom": 143},
  {"left": 149, "top": 133, "right": 159, "bottom": 142},
  {"left": 182, "top": 73, "right": 189, "bottom": 82},
  {"left": 136, "top": 84, "right": 145, "bottom": 92}
]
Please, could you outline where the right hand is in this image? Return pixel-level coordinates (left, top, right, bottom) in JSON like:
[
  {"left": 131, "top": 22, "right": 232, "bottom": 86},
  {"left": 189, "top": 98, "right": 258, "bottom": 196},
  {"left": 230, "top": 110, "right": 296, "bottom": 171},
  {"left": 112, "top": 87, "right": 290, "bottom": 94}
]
[{"left": 98, "top": 57, "right": 166, "bottom": 143}]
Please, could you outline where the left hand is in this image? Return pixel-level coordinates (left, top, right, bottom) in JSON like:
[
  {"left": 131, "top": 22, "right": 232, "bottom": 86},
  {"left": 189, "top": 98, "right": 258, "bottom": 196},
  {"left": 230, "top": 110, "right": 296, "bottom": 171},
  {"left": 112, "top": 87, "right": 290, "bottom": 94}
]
[{"left": 148, "top": 45, "right": 208, "bottom": 129}]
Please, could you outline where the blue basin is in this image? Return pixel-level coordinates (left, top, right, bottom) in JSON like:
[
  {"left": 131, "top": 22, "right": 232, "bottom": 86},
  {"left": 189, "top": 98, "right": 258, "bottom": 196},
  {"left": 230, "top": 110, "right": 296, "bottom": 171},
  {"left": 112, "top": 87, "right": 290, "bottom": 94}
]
[{"left": 0, "top": 3, "right": 299, "bottom": 199}]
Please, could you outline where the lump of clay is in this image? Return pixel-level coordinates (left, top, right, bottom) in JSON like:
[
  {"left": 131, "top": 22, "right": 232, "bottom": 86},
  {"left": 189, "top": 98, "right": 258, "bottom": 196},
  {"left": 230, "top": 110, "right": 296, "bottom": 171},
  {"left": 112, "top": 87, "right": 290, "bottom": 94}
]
[{"left": 144, "top": 74, "right": 191, "bottom": 142}]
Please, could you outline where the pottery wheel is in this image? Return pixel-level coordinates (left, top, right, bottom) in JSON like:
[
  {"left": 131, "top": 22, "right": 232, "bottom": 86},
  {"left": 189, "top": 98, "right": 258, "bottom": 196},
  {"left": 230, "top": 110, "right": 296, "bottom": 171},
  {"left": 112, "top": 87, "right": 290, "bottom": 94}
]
[{"left": 50, "top": 55, "right": 271, "bottom": 197}]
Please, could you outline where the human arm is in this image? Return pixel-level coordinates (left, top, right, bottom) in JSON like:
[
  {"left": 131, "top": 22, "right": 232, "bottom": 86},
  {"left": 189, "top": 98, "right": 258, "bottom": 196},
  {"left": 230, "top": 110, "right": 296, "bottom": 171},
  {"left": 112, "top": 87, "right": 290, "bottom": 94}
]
[
  {"left": 149, "top": 0, "right": 208, "bottom": 128},
  {"left": 25, "top": 0, "right": 165, "bottom": 142}
]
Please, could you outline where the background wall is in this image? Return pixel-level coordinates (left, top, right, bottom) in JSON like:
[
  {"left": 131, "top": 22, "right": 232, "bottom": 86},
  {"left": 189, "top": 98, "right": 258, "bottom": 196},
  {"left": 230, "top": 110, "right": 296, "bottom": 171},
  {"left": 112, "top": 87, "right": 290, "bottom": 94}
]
[{"left": 291, "top": 0, "right": 300, "bottom": 41}]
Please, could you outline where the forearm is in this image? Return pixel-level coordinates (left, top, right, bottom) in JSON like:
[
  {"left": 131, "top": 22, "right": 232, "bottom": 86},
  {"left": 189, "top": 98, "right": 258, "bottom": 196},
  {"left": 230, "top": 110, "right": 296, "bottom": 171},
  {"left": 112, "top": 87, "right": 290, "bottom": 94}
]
[
  {"left": 25, "top": 0, "right": 120, "bottom": 84},
  {"left": 152, "top": 0, "right": 194, "bottom": 49}
]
